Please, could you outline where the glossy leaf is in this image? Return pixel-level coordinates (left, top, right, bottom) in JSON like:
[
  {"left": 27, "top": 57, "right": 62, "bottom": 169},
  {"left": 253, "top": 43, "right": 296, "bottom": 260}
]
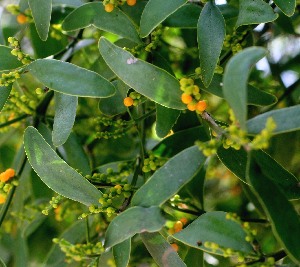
[
  {"left": 195, "top": 74, "right": 277, "bottom": 106},
  {"left": 140, "top": 0, "right": 187, "bottom": 37},
  {"left": 52, "top": 93, "right": 78, "bottom": 147},
  {"left": 247, "top": 157, "right": 300, "bottom": 264},
  {"left": 24, "top": 126, "right": 101, "bottom": 206},
  {"left": 273, "top": 0, "right": 296, "bottom": 17},
  {"left": 99, "top": 80, "right": 128, "bottom": 116},
  {"left": 141, "top": 232, "right": 186, "bottom": 267},
  {"left": 131, "top": 146, "right": 206, "bottom": 207},
  {"left": 247, "top": 105, "right": 300, "bottom": 135},
  {"left": 236, "top": 0, "right": 278, "bottom": 28},
  {"left": 164, "top": 4, "right": 201, "bottom": 28},
  {"left": 173, "top": 211, "right": 255, "bottom": 255},
  {"left": 156, "top": 104, "right": 180, "bottom": 138},
  {"left": 62, "top": 2, "right": 141, "bottom": 44},
  {"left": 184, "top": 247, "right": 204, "bottom": 267},
  {"left": 223, "top": 47, "right": 267, "bottom": 130},
  {"left": 28, "top": 0, "right": 52, "bottom": 41},
  {"left": 217, "top": 147, "right": 300, "bottom": 200},
  {"left": 99, "top": 37, "right": 185, "bottom": 110},
  {"left": 0, "top": 85, "right": 12, "bottom": 112},
  {"left": 113, "top": 239, "right": 131, "bottom": 267},
  {"left": 198, "top": 2, "right": 225, "bottom": 87},
  {"left": 27, "top": 59, "right": 115, "bottom": 98},
  {"left": 0, "top": 45, "right": 22, "bottom": 71},
  {"left": 105, "top": 206, "right": 165, "bottom": 248}
]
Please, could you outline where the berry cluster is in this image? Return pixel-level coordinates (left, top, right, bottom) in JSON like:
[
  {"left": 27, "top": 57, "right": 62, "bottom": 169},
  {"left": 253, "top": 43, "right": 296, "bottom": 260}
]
[
  {"left": 224, "top": 30, "right": 248, "bottom": 55},
  {"left": 168, "top": 218, "right": 188, "bottom": 235},
  {"left": 123, "top": 91, "right": 143, "bottom": 107},
  {"left": 145, "top": 26, "right": 163, "bottom": 52},
  {"left": 103, "top": 0, "right": 137, "bottom": 13},
  {"left": 8, "top": 37, "right": 33, "bottom": 65},
  {"left": 142, "top": 152, "right": 167, "bottom": 173},
  {"left": 6, "top": 4, "right": 32, "bottom": 25},
  {"left": 0, "top": 168, "right": 18, "bottom": 204},
  {"left": 196, "top": 139, "right": 220, "bottom": 157},
  {"left": 42, "top": 194, "right": 65, "bottom": 216},
  {"left": 0, "top": 70, "right": 21, "bottom": 87},
  {"left": 179, "top": 77, "right": 207, "bottom": 113}
]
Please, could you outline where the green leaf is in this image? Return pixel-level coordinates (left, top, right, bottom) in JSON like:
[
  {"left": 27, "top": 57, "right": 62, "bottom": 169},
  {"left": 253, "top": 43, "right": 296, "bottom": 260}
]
[
  {"left": 164, "top": 4, "right": 201, "bottom": 28},
  {"left": 195, "top": 74, "right": 277, "bottom": 106},
  {"left": 131, "top": 146, "right": 206, "bottom": 207},
  {"left": 140, "top": 0, "right": 187, "bottom": 37},
  {"left": 99, "top": 37, "right": 185, "bottom": 110},
  {"left": 27, "top": 59, "right": 115, "bottom": 98},
  {"left": 273, "top": 0, "right": 296, "bottom": 17},
  {"left": 28, "top": 0, "right": 52, "bottom": 41},
  {"left": 247, "top": 105, "right": 300, "bottom": 135},
  {"left": 98, "top": 80, "right": 128, "bottom": 116},
  {"left": 0, "top": 85, "right": 12, "bottom": 112},
  {"left": 53, "top": 0, "right": 82, "bottom": 7},
  {"left": 141, "top": 232, "right": 187, "bottom": 267},
  {"left": 247, "top": 157, "right": 300, "bottom": 264},
  {"left": 156, "top": 104, "right": 180, "bottom": 138},
  {"left": 23, "top": 126, "right": 101, "bottom": 206},
  {"left": 113, "top": 239, "right": 131, "bottom": 267},
  {"left": 0, "top": 45, "right": 22, "bottom": 71},
  {"left": 62, "top": 2, "right": 141, "bottom": 44},
  {"left": 198, "top": 2, "right": 225, "bottom": 87},
  {"left": 184, "top": 247, "right": 204, "bottom": 267},
  {"left": 217, "top": 147, "right": 300, "bottom": 200},
  {"left": 173, "top": 211, "right": 255, "bottom": 255},
  {"left": 105, "top": 206, "right": 165, "bottom": 248},
  {"left": 236, "top": 0, "right": 278, "bottom": 28},
  {"left": 223, "top": 47, "right": 267, "bottom": 130},
  {"left": 52, "top": 93, "right": 78, "bottom": 147},
  {"left": 0, "top": 257, "right": 7, "bottom": 267}
]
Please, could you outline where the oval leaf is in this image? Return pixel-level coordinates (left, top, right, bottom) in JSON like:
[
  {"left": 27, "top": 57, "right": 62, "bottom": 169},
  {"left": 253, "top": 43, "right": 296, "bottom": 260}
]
[
  {"left": 62, "top": 2, "right": 141, "bottom": 44},
  {"left": 113, "top": 239, "right": 131, "bottom": 267},
  {"left": 28, "top": 0, "right": 52, "bottom": 41},
  {"left": 27, "top": 59, "right": 115, "bottom": 98},
  {"left": 247, "top": 157, "right": 300, "bottom": 264},
  {"left": 236, "top": 0, "right": 278, "bottom": 28},
  {"left": 273, "top": 0, "right": 296, "bottom": 17},
  {"left": 99, "top": 37, "right": 185, "bottom": 110},
  {"left": 52, "top": 93, "right": 78, "bottom": 147},
  {"left": 223, "top": 47, "right": 267, "bottom": 130},
  {"left": 105, "top": 206, "right": 165, "bottom": 248},
  {"left": 0, "top": 85, "right": 12, "bottom": 112},
  {"left": 247, "top": 105, "right": 300, "bottom": 135},
  {"left": 198, "top": 2, "right": 225, "bottom": 87},
  {"left": 23, "top": 126, "right": 101, "bottom": 206},
  {"left": 173, "top": 211, "right": 255, "bottom": 255},
  {"left": 156, "top": 104, "right": 180, "bottom": 138},
  {"left": 131, "top": 146, "right": 206, "bottom": 207},
  {"left": 141, "top": 232, "right": 186, "bottom": 267},
  {"left": 0, "top": 45, "right": 22, "bottom": 71},
  {"left": 140, "top": 0, "right": 187, "bottom": 37}
]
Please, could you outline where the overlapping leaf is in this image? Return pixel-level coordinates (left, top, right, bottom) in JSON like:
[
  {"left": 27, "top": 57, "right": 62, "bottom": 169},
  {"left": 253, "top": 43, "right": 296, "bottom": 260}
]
[
  {"left": 113, "top": 239, "right": 131, "bottom": 267},
  {"left": 0, "top": 45, "right": 22, "bottom": 71},
  {"left": 0, "top": 85, "right": 12, "bottom": 112},
  {"left": 273, "top": 0, "right": 296, "bottom": 17},
  {"left": 156, "top": 104, "right": 180, "bottom": 138}
]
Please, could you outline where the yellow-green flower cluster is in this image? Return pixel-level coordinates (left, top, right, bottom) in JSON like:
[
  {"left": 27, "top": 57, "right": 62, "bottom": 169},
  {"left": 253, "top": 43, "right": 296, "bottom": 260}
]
[
  {"left": 222, "top": 124, "right": 248, "bottom": 150},
  {"left": 145, "top": 26, "right": 163, "bottom": 52},
  {"left": 8, "top": 37, "right": 33, "bottom": 65},
  {"left": 195, "top": 139, "right": 221, "bottom": 157},
  {"left": 142, "top": 152, "right": 167, "bottom": 173},
  {"left": 0, "top": 70, "right": 21, "bottom": 87},
  {"left": 224, "top": 30, "right": 248, "bottom": 55},
  {"left": 42, "top": 194, "right": 65, "bottom": 215},
  {"left": 9, "top": 90, "right": 36, "bottom": 114},
  {"left": 53, "top": 238, "right": 104, "bottom": 263},
  {"left": 5, "top": 4, "right": 20, "bottom": 15}
]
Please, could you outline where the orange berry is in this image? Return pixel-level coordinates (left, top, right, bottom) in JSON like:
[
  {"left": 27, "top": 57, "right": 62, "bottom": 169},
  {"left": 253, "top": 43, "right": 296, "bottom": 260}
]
[
  {"left": 104, "top": 3, "right": 114, "bottom": 12},
  {"left": 171, "top": 243, "right": 179, "bottom": 252},
  {"left": 180, "top": 217, "right": 188, "bottom": 225},
  {"left": 187, "top": 102, "right": 197, "bottom": 111},
  {"left": 123, "top": 97, "right": 134, "bottom": 107},
  {"left": 0, "top": 168, "right": 15, "bottom": 182},
  {"left": 127, "top": 0, "right": 137, "bottom": 6},
  {"left": 196, "top": 100, "right": 207, "bottom": 112},
  {"left": 0, "top": 195, "right": 6, "bottom": 204},
  {"left": 181, "top": 93, "right": 193, "bottom": 104},
  {"left": 174, "top": 221, "right": 183, "bottom": 233},
  {"left": 16, "top": 14, "right": 27, "bottom": 24}
]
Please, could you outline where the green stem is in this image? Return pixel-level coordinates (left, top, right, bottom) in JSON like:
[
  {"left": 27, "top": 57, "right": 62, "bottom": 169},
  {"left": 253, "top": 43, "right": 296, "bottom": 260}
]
[
  {"left": 0, "top": 114, "right": 29, "bottom": 129},
  {"left": 133, "top": 108, "right": 156, "bottom": 122}
]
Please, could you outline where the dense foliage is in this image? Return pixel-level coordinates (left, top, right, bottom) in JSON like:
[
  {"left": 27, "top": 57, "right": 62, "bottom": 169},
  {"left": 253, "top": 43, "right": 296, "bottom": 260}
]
[{"left": 0, "top": 0, "right": 300, "bottom": 266}]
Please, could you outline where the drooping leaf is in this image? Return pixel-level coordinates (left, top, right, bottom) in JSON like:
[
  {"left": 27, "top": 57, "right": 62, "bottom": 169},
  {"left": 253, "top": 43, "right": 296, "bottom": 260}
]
[
  {"left": 113, "top": 239, "right": 131, "bottom": 267},
  {"left": 141, "top": 232, "right": 186, "bottom": 267},
  {"left": 273, "top": 0, "right": 296, "bottom": 17},
  {"left": 0, "top": 85, "right": 12, "bottom": 112},
  {"left": 24, "top": 126, "right": 101, "bottom": 206},
  {"left": 247, "top": 105, "right": 300, "bottom": 135},
  {"left": 217, "top": 147, "right": 300, "bottom": 200},
  {"left": 52, "top": 93, "right": 78, "bottom": 147},
  {"left": 27, "top": 59, "right": 115, "bottom": 98},
  {"left": 156, "top": 104, "right": 180, "bottom": 138},
  {"left": 195, "top": 74, "right": 277, "bottom": 106},
  {"left": 247, "top": 157, "right": 300, "bottom": 264},
  {"left": 140, "top": 0, "right": 187, "bottom": 37},
  {"left": 99, "top": 37, "right": 185, "bottom": 110},
  {"left": 198, "top": 2, "right": 225, "bottom": 87},
  {"left": 223, "top": 47, "right": 267, "bottom": 130},
  {"left": 0, "top": 45, "right": 22, "bottom": 71},
  {"left": 173, "top": 211, "right": 255, "bottom": 255},
  {"left": 62, "top": 2, "right": 141, "bottom": 44},
  {"left": 28, "top": 0, "right": 52, "bottom": 41},
  {"left": 236, "top": 0, "right": 278, "bottom": 28},
  {"left": 131, "top": 146, "right": 206, "bottom": 207},
  {"left": 105, "top": 206, "right": 165, "bottom": 248}
]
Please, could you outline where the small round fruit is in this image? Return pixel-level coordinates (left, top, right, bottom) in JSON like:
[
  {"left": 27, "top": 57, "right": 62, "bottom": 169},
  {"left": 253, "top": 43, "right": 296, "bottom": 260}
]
[
  {"left": 181, "top": 93, "right": 192, "bottom": 104},
  {"left": 123, "top": 97, "right": 134, "bottom": 107},
  {"left": 104, "top": 3, "right": 114, "bottom": 12},
  {"left": 187, "top": 102, "right": 197, "bottom": 111},
  {"left": 196, "top": 100, "right": 207, "bottom": 112},
  {"left": 16, "top": 14, "right": 27, "bottom": 24},
  {"left": 127, "top": 0, "right": 137, "bottom": 6}
]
